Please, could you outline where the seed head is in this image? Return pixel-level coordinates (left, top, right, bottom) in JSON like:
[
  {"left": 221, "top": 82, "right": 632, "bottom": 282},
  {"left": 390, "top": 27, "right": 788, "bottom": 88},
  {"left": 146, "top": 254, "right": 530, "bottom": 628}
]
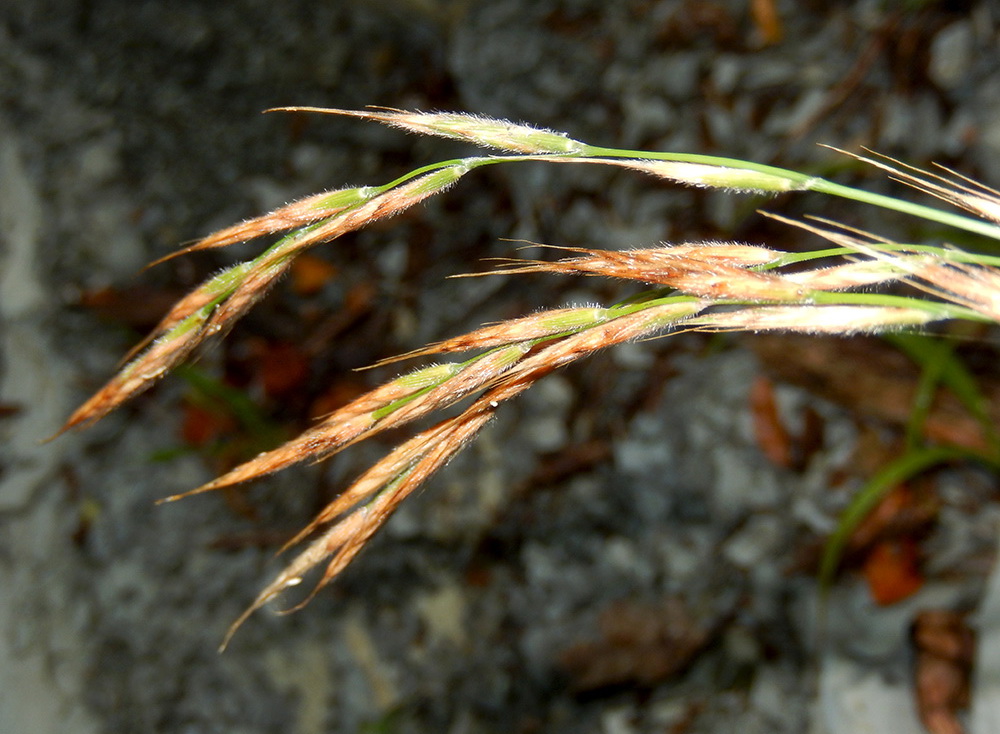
[
  {"left": 268, "top": 107, "right": 587, "bottom": 155},
  {"left": 591, "top": 159, "right": 815, "bottom": 193}
]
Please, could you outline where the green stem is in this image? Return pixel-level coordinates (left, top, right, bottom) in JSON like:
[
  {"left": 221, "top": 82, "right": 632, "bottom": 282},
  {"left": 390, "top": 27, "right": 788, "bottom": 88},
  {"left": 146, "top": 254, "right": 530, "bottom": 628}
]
[
  {"left": 577, "top": 144, "right": 1000, "bottom": 242},
  {"left": 807, "top": 290, "right": 988, "bottom": 321}
]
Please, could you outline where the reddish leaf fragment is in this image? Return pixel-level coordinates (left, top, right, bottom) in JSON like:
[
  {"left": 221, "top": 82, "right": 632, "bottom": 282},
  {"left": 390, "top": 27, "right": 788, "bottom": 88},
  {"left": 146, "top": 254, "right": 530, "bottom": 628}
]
[
  {"left": 290, "top": 254, "right": 339, "bottom": 296},
  {"left": 255, "top": 341, "right": 311, "bottom": 400},
  {"left": 181, "top": 402, "right": 237, "bottom": 448},
  {"left": 749, "top": 374, "right": 794, "bottom": 468},
  {"left": 863, "top": 538, "right": 923, "bottom": 606},
  {"left": 521, "top": 439, "right": 612, "bottom": 491},
  {"left": 750, "top": 0, "right": 783, "bottom": 46}
]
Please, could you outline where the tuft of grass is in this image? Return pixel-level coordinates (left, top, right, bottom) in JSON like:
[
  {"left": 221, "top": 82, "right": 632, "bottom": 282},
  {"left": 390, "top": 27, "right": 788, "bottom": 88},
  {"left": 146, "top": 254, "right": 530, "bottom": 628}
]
[{"left": 60, "top": 108, "right": 1000, "bottom": 648}]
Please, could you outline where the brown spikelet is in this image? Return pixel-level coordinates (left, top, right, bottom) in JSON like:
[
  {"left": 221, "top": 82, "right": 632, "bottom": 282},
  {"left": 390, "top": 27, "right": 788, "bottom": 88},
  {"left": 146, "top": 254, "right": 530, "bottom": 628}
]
[
  {"left": 221, "top": 388, "right": 516, "bottom": 650},
  {"left": 664, "top": 242, "right": 784, "bottom": 266},
  {"left": 486, "top": 247, "right": 806, "bottom": 301},
  {"left": 289, "top": 303, "right": 702, "bottom": 572},
  {"left": 118, "top": 268, "right": 248, "bottom": 364},
  {"left": 202, "top": 253, "right": 294, "bottom": 335},
  {"left": 210, "top": 298, "right": 698, "bottom": 518},
  {"left": 164, "top": 344, "right": 528, "bottom": 500},
  {"left": 217, "top": 299, "right": 706, "bottom": 647},
  {"left": 59, "top": 309, "right": 211, "bottom": 433},
  {"left": 911, "top": 261, "right": 1000, "bottom": 322},
  {"left": 247, "top": 165, "right": 470, "bottom": 263},
  {"left": 287, "top": 420, "right": 466, "bottom": 545},
  {"left": 769, "top": 211, "right": 1000, "bottom": 320},
  {"left": 509, "top": 300, "right": 702, "bottom": 373},
  {"left": 149, "top": 187, "right": 376, "bottom": 266},
  {"left": 61, "top": 106, "right": 1000, "bottom": 653},
  {"left": 160, "top": 370, "right": 440, "bottom": 501},
  {"left": 368, "top": 306, "right": 611, "bottom": 367}
]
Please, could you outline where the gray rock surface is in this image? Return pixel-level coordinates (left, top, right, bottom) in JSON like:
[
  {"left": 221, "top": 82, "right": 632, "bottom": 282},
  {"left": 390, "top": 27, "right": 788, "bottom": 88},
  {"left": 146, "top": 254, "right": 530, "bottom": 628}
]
[{"left": 3, "top": 1, "right": 1000, "bottom": 733}]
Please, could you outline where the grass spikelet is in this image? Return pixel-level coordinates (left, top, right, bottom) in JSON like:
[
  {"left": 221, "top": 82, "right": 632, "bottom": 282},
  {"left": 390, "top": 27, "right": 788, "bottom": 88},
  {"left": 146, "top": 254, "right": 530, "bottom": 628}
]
[
  {"left": 782, "top": 259, "right": 913, "bottom": 291},
  {"left": 60, "top": 306, "right": 213, "bottom": 432},
  {"left": 228, "top": 297, "right": 708, "bottom": 646},
  {"left": 150, "top": 186, "right": 379, "bottom": 265},
  {"left": 369, "top": 306, "right": 612, "bottom": 366},
  {"left": 268, "top": 106, "right": 587, "bottom": 155},
  {"left": 692, "top": 304, "right": 939, "bottom": 334},
  {"left": 494, "top": 300, "right": 705, "bottom": 378},
  {"left": 910, "top": 260, "right": 1000, "bottom": 322},
  {"left": 222, "top": 386, "right": 520, "bottom": 650},
  {"left": 611, "top": 159, "right": 816, "bottom": 193},
  {"left": 163, "top": 344, "right": 529, "bottom": 501},
  {"left": 487, "top": 246, "right": 808, "bottom": 301},
  {"left": 663, "top": 242, "right": 784, "bottom": 266}
]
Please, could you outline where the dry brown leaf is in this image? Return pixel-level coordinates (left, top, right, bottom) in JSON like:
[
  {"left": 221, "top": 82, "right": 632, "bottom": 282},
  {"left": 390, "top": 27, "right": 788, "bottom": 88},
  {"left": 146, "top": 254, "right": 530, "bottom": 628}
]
[{"left": 559, "top": 597, "right": 714, "bottom": 691}]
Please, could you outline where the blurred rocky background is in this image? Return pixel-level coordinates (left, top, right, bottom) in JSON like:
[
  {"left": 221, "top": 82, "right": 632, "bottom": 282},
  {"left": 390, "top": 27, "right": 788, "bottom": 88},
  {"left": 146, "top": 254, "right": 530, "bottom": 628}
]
[{"left": 3, "top": 1, "right": 1000, "bottom": 732}]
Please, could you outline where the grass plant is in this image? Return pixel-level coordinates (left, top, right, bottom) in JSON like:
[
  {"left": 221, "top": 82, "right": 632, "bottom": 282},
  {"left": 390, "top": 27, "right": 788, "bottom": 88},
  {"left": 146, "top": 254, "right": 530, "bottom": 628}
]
[{"left": 60, "top": 108, "right": 1000, "bottom": 647}]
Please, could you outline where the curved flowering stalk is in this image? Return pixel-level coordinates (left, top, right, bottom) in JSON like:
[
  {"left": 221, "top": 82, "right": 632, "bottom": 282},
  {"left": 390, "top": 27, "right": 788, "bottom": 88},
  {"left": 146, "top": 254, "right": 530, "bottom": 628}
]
[{"left": 60, "top": 108, "right": 1000, "bottom": 645}]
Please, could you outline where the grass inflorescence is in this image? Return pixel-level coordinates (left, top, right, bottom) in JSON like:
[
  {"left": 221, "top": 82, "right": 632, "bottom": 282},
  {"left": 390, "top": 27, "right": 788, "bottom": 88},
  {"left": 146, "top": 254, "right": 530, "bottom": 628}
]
[{"left": 61, "top": 107, "right": 1000, "bottom": 648}]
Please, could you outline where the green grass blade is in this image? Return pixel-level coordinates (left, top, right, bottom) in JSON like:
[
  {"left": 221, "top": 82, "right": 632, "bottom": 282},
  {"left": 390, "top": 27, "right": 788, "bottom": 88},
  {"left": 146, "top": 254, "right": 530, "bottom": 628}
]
[
  {"left": 818, "top": 445, "right": 982, "bottom": 595},
  {"left": 886, "top": 332, "right": 1000, "bottom": 452}
]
